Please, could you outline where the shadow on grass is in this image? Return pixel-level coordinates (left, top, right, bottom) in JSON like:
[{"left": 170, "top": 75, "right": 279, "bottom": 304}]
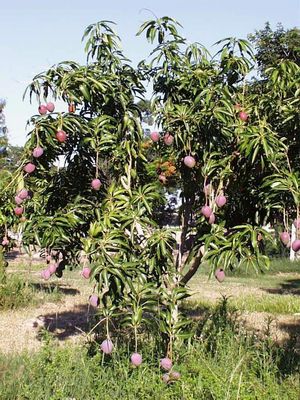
[
  {"left": 32, "top": 283, "right": 80, "bottom": 296},
  {"left": 278, "top": 320, "right": 300, "bottom": 366},
  {"left": 37, "top": 304, "right": 96, "bottom": 341},
  {"left": 189, "top": 296, "right": 300, "bottom": 376},
  {"left": 279, "top": 320, "right": 300, "bottom": 337},
  {"left": 276, "top": 321, "right": 300, "bottom": 374},
  {"left": 262, "top": 279, "right": 300, "bottom": 296},
  {"left": 5, "top": 250, "right": 23, "bottom": 261},
  {"left": 39, "top": 302, "right": 211, "bottom": 344},
  {"left": 181, "top": 302, "right": 212, "bottom": 319}
]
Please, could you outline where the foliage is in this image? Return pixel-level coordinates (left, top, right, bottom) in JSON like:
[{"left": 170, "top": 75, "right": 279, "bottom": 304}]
[
  {"left": 5, "top": 145, "right": 24, "bottom": 172},
  {"left": 0, "top": 99, "right": 8, "bottom": 170},
  {"left": 0, "top": 17, "right": 299, "bottom": 354},
  {"left": 136, "top": 16, "right": 299, "bottom": 285},
  {"left": 0, "top": 100, "right": 24, "bottom": 242},
  {"left": 0, "top": 246, "right": 8, "bottom": 284},
  {"left": 248, "top": 22, "right": 300, "bottom": 74},
  {"left": 136, "top": 99, "right": 154, "bottom": 126}
]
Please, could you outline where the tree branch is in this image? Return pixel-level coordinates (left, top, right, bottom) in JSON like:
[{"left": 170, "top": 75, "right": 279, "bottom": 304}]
[
  {"left": 176, "top": 192, "right": 193, "bottom": 272},
  {"left": 180, "top": 251, "right": 203, "bottom": 285}
]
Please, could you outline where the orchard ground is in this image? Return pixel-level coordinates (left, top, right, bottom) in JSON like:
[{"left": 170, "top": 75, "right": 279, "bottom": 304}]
[
  {"left": 0, "top": 253, "right": 300, "bottom": 354},
  {"left": 1, "top": 254, "right": 300, "bottom": 399}
]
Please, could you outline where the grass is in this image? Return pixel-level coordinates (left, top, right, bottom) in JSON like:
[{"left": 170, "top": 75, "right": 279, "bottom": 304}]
[
  {"left": 189, "top": 279, "right": 300, "bottom": 314},
  {"left": 0, "top": 273, "right": 63, "bottom": 310},
  {"left": 189, "top": 298, "right": 300, "bottom": 316},
  {"left": 232, "top": 293, "right": 300, "bottom": 314},
  {"left": 268, "top": 258, "right": 300, "bottom": 274},
  {"left": 189, "top": 294, "right": 300, "bottom": 315},
  {"left": 186, "top": 296, "right": 300, "bottom": 316},
  {"left": 0, "top": 261, "right": 299, "bottom": 398},
  {"left": 0, "top": 299, "right": 299, "bottom": 400}
]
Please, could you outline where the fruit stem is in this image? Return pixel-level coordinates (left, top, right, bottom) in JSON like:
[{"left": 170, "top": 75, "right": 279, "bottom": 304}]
[
  {"left": 95, "top": 151, "right": 99, "bottom": 179},
  {"left": 286, "top": 152, "right": 292, "bottom": 174},
  {"left": 297, "top": 208, "right": 299, "bottom": 240},
  {"left": 134, "top": 325, "right": 138, "bottom": 353},
  {"left": 204, "top": 176, "right": 208, "bottom": 205},
  {"left": 283, "top": 208, "right": 288, "bottom": 232},
  {"left": 87, "top": 317, "right": 107, "bottom": 336},
  {"left": 188, "top": 137, "right": 191, "bottom": 154},
  {"left": 127, "top": 143, "right": 132, "bottom": 191},
  {"left": 216, "top": 178, "right": 224, "bottom": 198},
  {"left": 167, "top": 337, "right": 173, "bottom": 362},
  {"left": 106, "top": 316, "right": 110, "bottom": 339},
  {"left": 2, "top": 166, "right": 24, "bottom": 194},
  {"left": 242, "top": 75, "right": 246, "bottom": 107}
]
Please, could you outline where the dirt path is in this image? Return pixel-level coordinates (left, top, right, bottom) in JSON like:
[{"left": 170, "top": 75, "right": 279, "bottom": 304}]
[
  {"left": 1, "top": 298, "right": 298, "bottom": 355},
  {"left": 188, "top": 274, "right": 300, "bottom": 301},
  {"left": 240, "top": 311, "right": 300, "bottom": 346},
  {"left": 0, "top": 292, "right": 95, "bottom": 354},
  {"left": 0, "top": 264, "right": 95, "bottom": 354}
]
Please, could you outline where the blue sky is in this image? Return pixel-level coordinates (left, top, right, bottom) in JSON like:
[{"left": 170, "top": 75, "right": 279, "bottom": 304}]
[{"left": 1, "top": 0, "right": 299, "bottom": 145}]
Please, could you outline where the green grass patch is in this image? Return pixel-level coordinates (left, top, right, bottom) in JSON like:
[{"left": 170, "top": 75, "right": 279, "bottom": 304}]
[
  {"left": 187, "top": 288, "right": 300, "bottom": 315},
  {"left": 0, "top": 274, "right": 63, "bottom": 310},
  {"left": 188, "top": 257, "right": 300, "bottom": 314},
  {"left": 227, "top": 274, "right": 300, "bottom": 289},
  {"left": 268, "top": 258, "right": 300, "bottom": 274},
  {"left": 188, "top": 293, "right": 300, "bottom": 315},
  {"left": 189, "top": 294, "right": 300, "bottom": 317},
  {"left": 231, "top": 293, "right": 300, "bottom": 314}
]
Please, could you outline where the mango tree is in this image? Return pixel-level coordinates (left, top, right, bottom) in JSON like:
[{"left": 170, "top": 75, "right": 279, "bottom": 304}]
[
  {"left": 137, "top": 16, "right": 300, "bottom": 280},
  {"left": 11, "top": 21, "right": 184, "bottom": 359},
  {"left": 2, "top": 17, "right": 299, "bottom": 364}
]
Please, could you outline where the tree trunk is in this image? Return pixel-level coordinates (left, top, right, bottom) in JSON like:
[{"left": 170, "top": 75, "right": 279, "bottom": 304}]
[{"left": 180, "top": 252, "right": 203, "bottom": 285}]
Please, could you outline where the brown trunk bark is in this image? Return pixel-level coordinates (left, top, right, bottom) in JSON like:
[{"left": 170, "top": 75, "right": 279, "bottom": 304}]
[{"left": 180, "top": 252, "right": 202, "bottom": 285}]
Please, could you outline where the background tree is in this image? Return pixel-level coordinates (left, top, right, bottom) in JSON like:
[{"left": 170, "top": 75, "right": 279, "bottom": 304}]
[
  {"left": 0, "top": 99, "right": 15, "bottom": 276},
  {"left": 247, "top": 23, "right": 300, "bottom": 239},
  {"left": 0, "top": 101, "right": 23, "bottom": 188},
  {"left": 5, "top": 145, "right": 24, "bottom": 172},
  {"left": 248, "top": 22, "right": 300, "bottom": 75},
  {"left": 136, "top": 99, "right": 154, "bottom": 126},
  {"left": 0, "top": 99, "right": 9, "bottom": 172}
]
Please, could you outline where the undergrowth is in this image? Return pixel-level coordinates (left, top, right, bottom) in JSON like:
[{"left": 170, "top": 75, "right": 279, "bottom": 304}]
[{"left": 0, "top": 298, "right": 299, "bottom": 400}]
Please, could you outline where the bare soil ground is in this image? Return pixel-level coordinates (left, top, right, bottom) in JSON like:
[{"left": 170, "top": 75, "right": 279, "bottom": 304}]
[{"left": 1, "top": 256, "right": 300, "bottom": 354}]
